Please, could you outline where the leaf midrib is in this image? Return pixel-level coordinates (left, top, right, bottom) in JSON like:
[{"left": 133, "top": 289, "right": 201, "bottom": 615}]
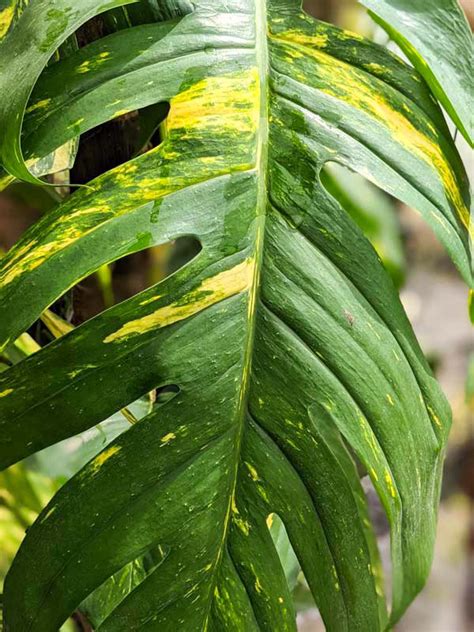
[{"left": 202, "top": 0, "right": 269, "bottom": 627}]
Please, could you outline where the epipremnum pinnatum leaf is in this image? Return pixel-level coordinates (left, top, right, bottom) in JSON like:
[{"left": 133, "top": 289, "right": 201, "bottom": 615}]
[
  {"left": 0, "top": 0, "right": 472, "bottom": 630},
  {"left": 361, "top": 0, "right": 474, "bottom": 147}
]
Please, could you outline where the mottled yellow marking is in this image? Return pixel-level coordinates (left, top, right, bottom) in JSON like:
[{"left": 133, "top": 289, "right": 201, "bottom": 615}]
[
  {"left": 257, "top": 485, "right": 269, "bottom": 503},
  {"left": 68, "top": 364, "right": 97, "bottom": 379},
  {"left": 245, "top": 462, "right": 259, "bottom": 481},
  {"left": 427, "top": 405, "right": 443, "bottom": 429},
  {"left": 77, "top": 52, "right": 110, "bottom": 74},
  {"left": 112, "top": 162, "right": 140, "bottom": 188},
  {"left": 117, "top": 162, "right": 138, "bottom": 175},
  {"left": 104, "top": 258, "right": 255, "bottom": 343},
  {"left": 275, "top": 39, "right": 471, "bottom": 232},
  {"left": 266, "top": 513, "right": 274, "bottom": 528},
  {"left": 90, "top": 445, "right": 121, "bottom": 473},
  {"left": 77, "top": 60, "right": 91, "bottom": 74},
  {"left": 1, "top": 68, "right": 261, "bottom": 291},
  {"left": 114, "top": 109, "right": 131, "bottom": 118},
  {"left": 2, "top": 240, "right": 64, "bottom": 286},
  {"left": 160, "top": 432, "right": 176, "bottom": 445},
  {"left": 359, "top": 415, "right": 381, "bottom": 461},
  {"left": 26, "top": 98, "right": 52, "bottom": 114},
  {"left": 231, "top": 497, "right": 250, "bottom": 536},
  {"left": 364, "top": 62, "right": 387, "bottom": 75},
  {"left": 140, "top": 294, "right": 162, "bottom": 306},
  {"left": 384, "top": 470, "right": 397, "bottom": 499},
  {"left": 0, "top": 5, "right": 14, "bottom": 39},
  {"left": 370, "top": 467, "right": 379, "bottom": 482},
  {"left": 0, "top": 205, "right": 110, "bottom": 287},
  {"left": 337, "top": 27, "right": 364, "bottom": 41},
  {"left": 200, "top": 156, "right": 221, "bottom": 164},
  {"left": 275, "top": 30, "right": 328, "bottom": 49},
  {"left": 386, "top": 393, "right": 395, "bottom": 406},
  {"left": 0, "top": 388, "right": 13, "bottom": 398},
  {"left": 254, "top": 576, "right": 263, "bottom": 593},
  {"left": 68, "top": 117, "right": 85, "bottom": 128},
  {"left": 278, "top": 597, "right": 284, "bottom": 604},
  {"left": 167, "top": 69, "right": 259, "bottom": 137}
]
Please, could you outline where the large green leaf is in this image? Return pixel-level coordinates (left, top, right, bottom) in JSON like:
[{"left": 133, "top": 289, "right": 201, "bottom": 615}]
[
  {"left": 0, "top": 1, "right": 471, "bottom": 630},
  {"left": 361, "top": 0, "right": 473, "bottom": 146}
]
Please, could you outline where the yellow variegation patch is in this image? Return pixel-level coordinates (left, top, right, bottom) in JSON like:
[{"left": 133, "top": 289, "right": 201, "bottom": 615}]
[{"left": 104, "top": 258, "right": 255, "bottom": 343}]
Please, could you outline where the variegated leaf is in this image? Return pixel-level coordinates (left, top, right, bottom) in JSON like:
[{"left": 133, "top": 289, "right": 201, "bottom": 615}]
[{"left": 0, "top": 1, "right": 471, "bottom": 630}]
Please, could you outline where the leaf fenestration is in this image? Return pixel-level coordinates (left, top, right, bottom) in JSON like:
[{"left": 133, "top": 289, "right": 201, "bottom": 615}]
[
  {"left": 0, "top": 1, "right": 471, "bottom": 630},
  {"left": 361, "top": 0, "right": 474, "bottom": 146}
]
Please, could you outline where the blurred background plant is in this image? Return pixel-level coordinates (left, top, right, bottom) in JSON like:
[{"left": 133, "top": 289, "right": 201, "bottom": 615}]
[{"left": 0, "top": 1, "right": 472, "bottom": 630}]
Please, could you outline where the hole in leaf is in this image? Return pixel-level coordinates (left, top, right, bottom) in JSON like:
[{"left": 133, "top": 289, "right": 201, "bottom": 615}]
[
  {"left": 78, "top": 543, "right": 168, "bottom": 629},
  {"left": 26, "top": 235, "right": 201, "bottom": 346},
  {"left": 72, "top": 0, "right": 194, "bottom": 52},
  {"left": 74, "top": 0, "right": 195, "bottom": 49},
  {"left": 360, "top": 475, "right": 392, "bottom": 607},
  {"left": 268, "top": 513, "right": 301, "bottom": 591},
  {"left": 266, "top": 513, "right": 319, "bottom": 620},
  {"left": 154, "top": 384, "right": 180, "bottom": 405},
  {"left": 302, "top": 0, "right": 334, "bottom": 21},
  {"left": 26, "top": 382, "right": 180, "bottom": 482},
  {"left": 70, "top": 102, "right": 170, "bottom": 186},
  {"left": 72, "top": 235, "right": 201, "bottom": 325},
  {"left": 302, "top": 1, "right": 369, "bottom": 32}
]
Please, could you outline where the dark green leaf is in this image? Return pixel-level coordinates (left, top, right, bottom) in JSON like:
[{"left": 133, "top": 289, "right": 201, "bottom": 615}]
[{"left": 0, "top": 1, "right": 471, "bottom": 630}]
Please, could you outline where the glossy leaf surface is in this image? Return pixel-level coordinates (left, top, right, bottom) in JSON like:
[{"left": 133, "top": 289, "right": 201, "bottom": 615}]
[
  {"left": 0, "top": 1, "right": 471, "bottom": 630},
  {"left": 361, "top": 0, "right": 473, "bottom": 145}
]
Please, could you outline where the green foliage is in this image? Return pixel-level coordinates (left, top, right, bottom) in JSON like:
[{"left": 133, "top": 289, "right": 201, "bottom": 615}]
[
  {"left": 0, "top": 464, "right": 57, "bottom": 589},
  {"left": 362, "top": 0, "right": 473, "bottom": 147},
  {"left": 0, "top": 0, "right": 471, "bottom": 630},
  {"left": 320, "top": 164, "right": 406, "bottom": 287}
]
